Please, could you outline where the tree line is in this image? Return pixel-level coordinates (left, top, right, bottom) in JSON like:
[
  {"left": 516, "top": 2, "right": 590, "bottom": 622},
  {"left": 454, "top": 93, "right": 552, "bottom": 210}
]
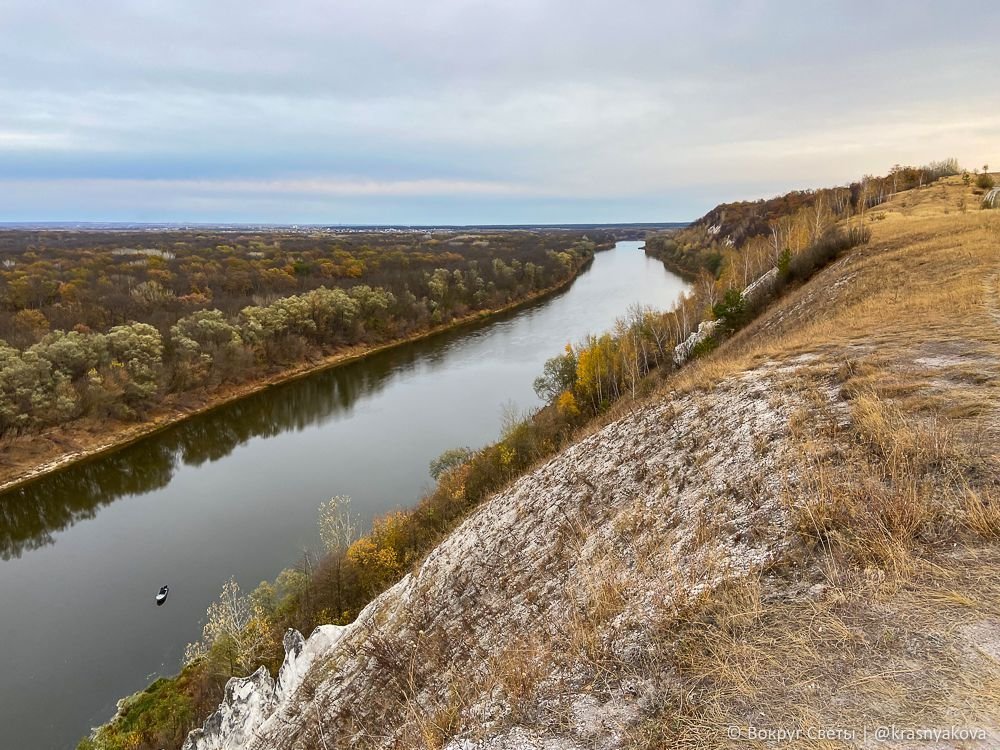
[
  {"left": 645, "top": 159, "right": 960, "bottom": 277},
  {"left": 1, "top": 231, "right": 608, "bottom": 436}
]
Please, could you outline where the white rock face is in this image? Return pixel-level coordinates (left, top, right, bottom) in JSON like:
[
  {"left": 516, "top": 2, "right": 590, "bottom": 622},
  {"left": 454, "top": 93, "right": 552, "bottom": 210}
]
[
  {"left": 741, "top": 267, "right": 779, "bottom": 306},
  {"left": 183, "top": 625, "right": 347, "bottom": 750},
  {"left": 188, "top": 362, "right": 817, "bottom": 750},
  {"left": 182, "top": 667, "right": 275, "bottom": 750},
  {"left": 673, "top": 318, "right": 720, "bottom": 364},
  {"left": 672, "top": 268, "right": 778, "bottom": 367},
  {"left": 275, "top": 626, "right": 347, "bottom": 704}
]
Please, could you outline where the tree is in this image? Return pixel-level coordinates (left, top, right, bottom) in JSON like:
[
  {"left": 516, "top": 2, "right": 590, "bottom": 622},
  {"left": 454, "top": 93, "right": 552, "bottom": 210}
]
[
  {"left": 170, "top": 309, "right": 245, "bottom": 385},
  {"left": 533, "top": 345, "right": 577, "bottom": 402},
  {"left": 106, "top": 322, "right": 163, "bottom": 407},
  {"left": 318, "top": 495, "right": 358, "bottom": 553},
  {"left": 307, "top": 287, "right": 359, "bottom": 344},
  {"left": 712, "top": 287, "right": 746, "bottom": 328},
  {"left": 131, "top": 280, "right": 175, "bottom": 307},
  {"left": 184, "top": 577, "right": 270, "bottom": 676},
  {"left": 30, "top": 329, "right": 105, "bottom": 380},
  {"left": 556, "top": 390, "right": 580, "bottom": 418},
  {"left": 0, "top": 343, "right": 44, "bottom": 432},
  {"left": 429, "top": 447, "right": 474, "bottom": 480},
  {"left": 11, "top": 309, "right": 50, "bottom": 346},
  {"left": 318, "top": 495, "right": 358, "bottom": 614},
  {"left": 346, "top": 511, "right": 408, "bottom": 595}
]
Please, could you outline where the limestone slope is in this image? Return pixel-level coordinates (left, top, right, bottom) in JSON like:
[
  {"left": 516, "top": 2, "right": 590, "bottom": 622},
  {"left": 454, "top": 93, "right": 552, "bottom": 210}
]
[
  {"left": 187, "top": 178, "right": 1000, "bottom": 749},
  {"left": 191, "top": 361, "right": 812, "bottom": 750}
]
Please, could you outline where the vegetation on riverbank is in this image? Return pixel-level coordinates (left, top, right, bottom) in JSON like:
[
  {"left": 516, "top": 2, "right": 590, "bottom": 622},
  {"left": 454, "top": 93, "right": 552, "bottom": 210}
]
[
  {"left": 0, "top": 231, "right": 611, "bottom": 487},
  {"left": 643, "top": 159, "right": 959, "bottom": 278},
  {"left": 0, "top": 229, "right": 609, "bottom": 434},
  {"left": 79, "top": 162, "right": 988, "bottom": 750}
]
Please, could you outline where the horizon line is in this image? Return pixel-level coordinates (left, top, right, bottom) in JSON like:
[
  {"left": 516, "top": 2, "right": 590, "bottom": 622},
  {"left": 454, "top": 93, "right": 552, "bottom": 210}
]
[{"left": 0, "top": 220, "right": 692, "bottom": 230}]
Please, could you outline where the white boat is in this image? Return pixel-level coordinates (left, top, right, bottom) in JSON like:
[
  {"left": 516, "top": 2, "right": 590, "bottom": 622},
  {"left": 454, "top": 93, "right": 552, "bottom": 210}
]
[{"left": 155, "top": 585, "right": 169, "bottom": 606}]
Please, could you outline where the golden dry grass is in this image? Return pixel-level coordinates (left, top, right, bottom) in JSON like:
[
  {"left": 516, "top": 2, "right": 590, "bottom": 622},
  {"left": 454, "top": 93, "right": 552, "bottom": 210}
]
[
  {"left": 295, "top": 178, "right": 1000, "bottom": 750},
  {"left": 624, "top": 176, "right": 1000, "bottom": 747},
  {"left": 628, "top": 547, "right": 1000, "bottom": 750}
]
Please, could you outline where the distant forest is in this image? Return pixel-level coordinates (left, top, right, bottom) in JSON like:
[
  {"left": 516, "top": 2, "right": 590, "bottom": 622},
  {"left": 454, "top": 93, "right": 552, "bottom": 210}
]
[{"left": 0, "top": 229, "right": 613, "bottom": 434}]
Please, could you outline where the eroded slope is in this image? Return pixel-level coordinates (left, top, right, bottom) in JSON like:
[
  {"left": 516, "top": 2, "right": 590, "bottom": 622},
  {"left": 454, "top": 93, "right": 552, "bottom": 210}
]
[{"left": 189, "top": 178, "right": 1000, "bottom": 749}]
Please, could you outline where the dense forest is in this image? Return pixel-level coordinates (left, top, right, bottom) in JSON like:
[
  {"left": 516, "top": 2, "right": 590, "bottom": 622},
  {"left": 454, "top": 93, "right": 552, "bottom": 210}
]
[{"left": 0, "top": 229, "right": 613, "bottom": 436}]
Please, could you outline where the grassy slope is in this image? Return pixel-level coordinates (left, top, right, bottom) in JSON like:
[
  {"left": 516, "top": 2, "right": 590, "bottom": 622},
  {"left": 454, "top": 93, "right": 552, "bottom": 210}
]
[
  {"left": 226, "top": 176, "right": 999, "bottom": 749},
  {"left": 635, "top": 175, "right": 1000, "bottom": 747}
]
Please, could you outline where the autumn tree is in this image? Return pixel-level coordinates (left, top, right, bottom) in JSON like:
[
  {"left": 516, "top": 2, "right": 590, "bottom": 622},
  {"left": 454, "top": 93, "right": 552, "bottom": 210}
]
[
  {"left": 533, "top": 345, "right": 577, "bottom": 402},
  {"left": 105, "top": 322, "right": 164, "bottom": 408},
  {"left": 184, "top": 577, "right": 270, "bottom": 677}
]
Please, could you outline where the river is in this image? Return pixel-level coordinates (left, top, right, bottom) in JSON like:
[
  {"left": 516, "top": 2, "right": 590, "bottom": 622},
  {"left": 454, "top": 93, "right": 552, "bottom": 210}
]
[{"left": 0, "top": 240, "right": 688, "bottom": 749}]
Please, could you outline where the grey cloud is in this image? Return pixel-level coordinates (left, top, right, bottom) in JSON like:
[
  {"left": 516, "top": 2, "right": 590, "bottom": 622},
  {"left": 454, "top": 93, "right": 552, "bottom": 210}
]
[{"left": 0, "top": 0, "right": 997, "bottom": 222}]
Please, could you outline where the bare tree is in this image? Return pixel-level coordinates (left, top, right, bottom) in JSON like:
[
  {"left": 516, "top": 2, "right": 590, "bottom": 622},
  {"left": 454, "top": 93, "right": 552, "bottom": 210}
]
[
  {"left": 185, "top": 577, "right": 269, "bottom": 675},
  {"left": 810, "top": 194, "right": 831, "bottom": 243},
  {"left": 319, "top": 495, "right": 358, "bottom": 553}
]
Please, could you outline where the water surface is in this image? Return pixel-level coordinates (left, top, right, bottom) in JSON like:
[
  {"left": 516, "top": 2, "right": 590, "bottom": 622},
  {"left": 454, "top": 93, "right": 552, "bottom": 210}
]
[{"left": 0, "top": 241, "right": 687, "bottom": 749}]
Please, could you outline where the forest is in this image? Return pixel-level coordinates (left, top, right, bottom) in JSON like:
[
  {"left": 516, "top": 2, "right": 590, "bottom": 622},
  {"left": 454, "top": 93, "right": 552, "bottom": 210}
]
[{"left": 0, "top": 228, "right": 612, "bottom": 437}]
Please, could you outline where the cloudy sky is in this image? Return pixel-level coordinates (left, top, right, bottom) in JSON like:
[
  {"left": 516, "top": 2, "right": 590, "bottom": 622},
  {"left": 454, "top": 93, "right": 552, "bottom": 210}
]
[{"left": 1, "top": 0, "right": 997, "bottom": 224}]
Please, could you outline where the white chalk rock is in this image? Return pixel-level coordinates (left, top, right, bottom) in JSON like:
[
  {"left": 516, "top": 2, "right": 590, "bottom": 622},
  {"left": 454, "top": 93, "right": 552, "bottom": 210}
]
[
  {"left": 673, "top": 319, "right": 720, "bottom": 365},
  {"left": 183, "top": 624, "right": 347, "bottom": 750}
]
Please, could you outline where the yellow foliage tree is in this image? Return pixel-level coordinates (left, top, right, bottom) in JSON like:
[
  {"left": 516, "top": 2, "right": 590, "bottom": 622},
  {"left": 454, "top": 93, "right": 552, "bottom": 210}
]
[
  {"left": 346, "top": 537, "right": 401, "bottom": 594},
  {"left": 556, "top": 390, "right": 580, "bottom": 418}
]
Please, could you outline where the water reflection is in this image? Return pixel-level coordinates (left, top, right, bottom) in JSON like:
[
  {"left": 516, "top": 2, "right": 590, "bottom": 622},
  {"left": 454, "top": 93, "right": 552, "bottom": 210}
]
[{"left": 0, "top": 298, "right": 541, "bottom": 560}]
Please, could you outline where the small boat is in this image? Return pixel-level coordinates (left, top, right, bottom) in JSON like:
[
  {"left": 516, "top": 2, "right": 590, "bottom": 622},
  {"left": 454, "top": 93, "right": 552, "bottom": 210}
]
[{"left": 155, "top": 585, "right": 169, "bottom": 606}]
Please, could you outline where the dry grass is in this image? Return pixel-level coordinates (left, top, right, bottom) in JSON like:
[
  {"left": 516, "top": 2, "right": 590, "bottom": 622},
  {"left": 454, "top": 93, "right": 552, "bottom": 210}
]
[
  {"left": 437, "top": 178, "right": 999, "bottom": 747},
  {"left": 617, "top": 176, "right": 1000, "bottom": 748},
  {"left": 627, "top": 548, "right": 1000, "bottom": 750},
  {"left": 247, "top": 177, "right": 1000, "bottom": 750}
]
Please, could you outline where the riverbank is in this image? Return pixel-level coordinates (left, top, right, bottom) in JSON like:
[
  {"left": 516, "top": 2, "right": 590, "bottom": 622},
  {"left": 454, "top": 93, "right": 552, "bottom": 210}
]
[
  {"left": 0, "top": 254, "right": 599, "bottom": 495},
  {"left": 641, "top": 241, "right": 700, "bottom": 282}
]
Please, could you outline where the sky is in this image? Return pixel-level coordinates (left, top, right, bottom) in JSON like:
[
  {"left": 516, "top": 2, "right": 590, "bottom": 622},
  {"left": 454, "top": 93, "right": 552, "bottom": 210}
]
[{"left": 1, "top": 0, "right": 998, "bottom": 224}]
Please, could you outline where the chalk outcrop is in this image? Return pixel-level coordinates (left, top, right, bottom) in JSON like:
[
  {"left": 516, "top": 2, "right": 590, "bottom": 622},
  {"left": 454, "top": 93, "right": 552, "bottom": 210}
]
[
  {"left": 673, "top": 318, "right": 720, "bottom": 364},
  {"left": 183, "top": 625, "right": 347, "bottom": 750},
  {"left": 741, "top": 267, "right": 778, "bottom": 306},
  {"left": 184, "top": 359, "right": 816, "bottom": 750}
]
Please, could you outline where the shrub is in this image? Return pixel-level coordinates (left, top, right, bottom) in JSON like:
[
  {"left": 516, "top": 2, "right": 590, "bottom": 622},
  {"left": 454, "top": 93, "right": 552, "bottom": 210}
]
[
  {"left": 712, "top": 288, "right": 745, "bottom": 329},
  {"left": 786, "top": 226, "right": 868, "bottom": 283},
  {"left": 689, "top": 335, "right": 718, "bottom": 359},
  {"left": 777, "top": 248, "right": 792, "bottom": 277},
  {"left": 429, "top": 447, "right": 474, "bottom": 480},
  {"left": 78, "top": 663, "right": 208, "bottom": 750},
  {"left": 976, "top": 172, "right": 995, "bottom": 190}
]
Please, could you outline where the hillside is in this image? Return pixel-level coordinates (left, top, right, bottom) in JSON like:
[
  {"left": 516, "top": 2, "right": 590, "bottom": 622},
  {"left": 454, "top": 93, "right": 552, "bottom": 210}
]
[{"left": 171, "top": 177, "right": 1000, "bottom": 748}]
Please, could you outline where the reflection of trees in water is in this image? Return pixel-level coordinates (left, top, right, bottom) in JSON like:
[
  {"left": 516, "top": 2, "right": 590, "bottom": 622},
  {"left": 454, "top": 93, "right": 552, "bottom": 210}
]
[
  {"left": 0, "top": 284, "right": 572, "bottom": 561},
  {"left": 0, "top": 442, "right": 176, "bottom": 560},
  {"left": 0, "top": 333, "right": 445, "bottom": 560}
]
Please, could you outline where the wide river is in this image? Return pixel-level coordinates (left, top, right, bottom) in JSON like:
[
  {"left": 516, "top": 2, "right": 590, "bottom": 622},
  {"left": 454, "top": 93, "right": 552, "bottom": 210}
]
[{"left": 0, "top": 240, "right": 687, "bottom": 749}]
